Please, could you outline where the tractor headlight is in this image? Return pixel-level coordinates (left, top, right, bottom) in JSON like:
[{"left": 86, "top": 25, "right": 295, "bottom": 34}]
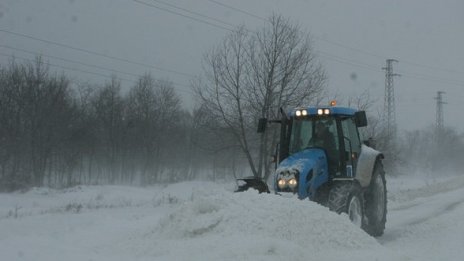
[
  {"left": 277, "top": 179, "right": 287, "bottom": 189},
  {"left": 276, "top": 168, "right": 300, "bottom": 191},
  {"left": 288, "top": 178, "right": 298, "bottom": 189}
]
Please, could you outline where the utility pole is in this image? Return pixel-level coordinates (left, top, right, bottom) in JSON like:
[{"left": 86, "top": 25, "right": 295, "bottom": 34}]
[
  {"left": 382, "top": 59, "right": 400, "bottom": 143},
  {"left": 435, "top": 91, "right": 446, "bottom": 133}
]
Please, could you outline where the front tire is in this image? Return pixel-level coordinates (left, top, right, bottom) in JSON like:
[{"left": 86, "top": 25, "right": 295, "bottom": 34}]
[
  {"left": 328, "top": 181, "right": 364, "bottom": 228},
  {"left": 363, "top": 161, "right": 387, "bottom": 237}
]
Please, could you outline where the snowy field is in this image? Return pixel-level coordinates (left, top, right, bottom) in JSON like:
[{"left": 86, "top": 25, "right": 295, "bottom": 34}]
[{"left": 1, "top": 173, "right": 464, "bottom": 261}]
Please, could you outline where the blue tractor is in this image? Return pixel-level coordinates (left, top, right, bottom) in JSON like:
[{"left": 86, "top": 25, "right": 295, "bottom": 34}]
[{"left": 239, "top": 104, "right": 387, "bottom": 236}]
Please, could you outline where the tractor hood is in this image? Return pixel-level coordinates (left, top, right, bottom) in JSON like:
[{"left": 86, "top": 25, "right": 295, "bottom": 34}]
[{"left": 275, "top": 148, "right": 329, "bottom": 200}]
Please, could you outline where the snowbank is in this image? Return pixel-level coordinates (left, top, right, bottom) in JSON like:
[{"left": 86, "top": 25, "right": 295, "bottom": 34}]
[
  {"left": 0, "top": 182, "right": 402, "bottom": 261},
  {"left": 142, "top": 185, "right": 395, "bottom": 260}
]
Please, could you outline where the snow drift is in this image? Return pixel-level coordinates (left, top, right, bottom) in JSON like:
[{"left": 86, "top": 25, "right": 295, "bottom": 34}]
[
  {"left": 131, "top": 184, "right": 395, "bottom": 260},
  {"left": 0, "top": 182, "right": 403, "bottom": 260}
]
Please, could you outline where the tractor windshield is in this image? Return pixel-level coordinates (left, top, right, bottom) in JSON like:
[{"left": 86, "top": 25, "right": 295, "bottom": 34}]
[{"left": 289, "top": 117, "right": 339, "bottom": 157}]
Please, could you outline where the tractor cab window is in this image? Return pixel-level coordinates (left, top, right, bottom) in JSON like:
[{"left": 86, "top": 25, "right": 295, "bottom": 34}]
[
  {"left": 289, "top": 119, "right": 312, "bottom": 154},
  {"left": 289, "top": 118, "right": 340, "bottom": 162}
]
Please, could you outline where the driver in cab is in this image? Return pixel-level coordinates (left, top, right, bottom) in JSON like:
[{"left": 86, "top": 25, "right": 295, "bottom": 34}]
[{"left": 308, "top": 121, "right": 338, "bottom": 173}]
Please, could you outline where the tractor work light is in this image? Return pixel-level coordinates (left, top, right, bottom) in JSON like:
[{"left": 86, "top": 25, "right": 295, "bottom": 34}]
[
  {"left": 295, "top": 109, "right": 308, "bottom": 117},
  {"left": 317, "top": 108, "right": 331, "bottom": 115}
]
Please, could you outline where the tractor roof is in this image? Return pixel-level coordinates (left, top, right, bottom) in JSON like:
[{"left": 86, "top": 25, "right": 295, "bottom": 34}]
[{"left": 290, "top": 106, "right": 358, "bottom": 117}]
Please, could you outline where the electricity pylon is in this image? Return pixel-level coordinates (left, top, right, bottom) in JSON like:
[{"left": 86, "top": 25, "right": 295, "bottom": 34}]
[
  {"left": 435, "top": 91, "right": 446, "bottom": 133},
  {"left": 382, "top": 59, "right": 400, "bottom": 142}
]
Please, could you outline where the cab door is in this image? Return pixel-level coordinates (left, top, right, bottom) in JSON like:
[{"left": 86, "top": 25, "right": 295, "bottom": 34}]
[{"left": 340, "top": 117, "right": 362, "bottom": 177}]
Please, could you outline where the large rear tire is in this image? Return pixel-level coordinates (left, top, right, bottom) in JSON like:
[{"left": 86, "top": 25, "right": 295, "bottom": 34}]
[
  {"left": 328, "top": 181, "right": 364, "bottom": 228},
  {"left": 363, "top": 161, "right": 387, "bottom": 237}
]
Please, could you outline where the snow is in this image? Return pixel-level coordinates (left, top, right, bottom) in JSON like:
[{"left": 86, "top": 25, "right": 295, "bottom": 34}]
[
  {"left": 380, "top": 174, "right": 464, "bottom": 260},
  {"left": 1, "top": 174, "right": 464, "bottom": 260}
]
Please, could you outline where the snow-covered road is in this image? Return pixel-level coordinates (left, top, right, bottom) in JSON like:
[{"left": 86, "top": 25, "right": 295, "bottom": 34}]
[
  {"left": 379, "top": 175, "right": 464, "bottom": 260},
  {"left": 1, "top": 175, "right": 463, "bottom": 260}
]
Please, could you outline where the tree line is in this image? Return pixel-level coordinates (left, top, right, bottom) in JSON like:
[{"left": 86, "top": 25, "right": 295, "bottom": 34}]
[{"left": 0, "top": 57, "right": 247, "bottom": 191}]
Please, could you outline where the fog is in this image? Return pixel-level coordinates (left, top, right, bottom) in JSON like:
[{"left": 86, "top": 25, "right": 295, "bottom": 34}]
[{"left": 1, "top": 0, "right": 463, "bottom": 131}]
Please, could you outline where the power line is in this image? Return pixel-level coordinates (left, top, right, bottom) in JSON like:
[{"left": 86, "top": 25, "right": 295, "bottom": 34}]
[
  {"left": 152, "top": 0, "right": 237, "bottom": 28},
  {"left": 314, "top": 36, "right": 464, "bottom": 76},
  {"left": 316, "top": 50, "right": 383, "bottom": 73},
  {"left": 135, "top": 0, "right": 384, "bottom": 74},
  {"left": 142, "top": 0, "right": 462, "bottom": 80},
  {"left": 399, "top": 71, "right": 464, "bottom": 87},
  {"left": 400, "top": 59, "right": 464, "bottom": 75},
  {"left": 171, "top": 0, "right": 464, "bottom": 88},
  {"left": 0, "top": 44, "right": 142, "bottom": 80},
  {"left": 0, "top": 45, "right": 193, "bottom": 90},
  {"left": 133, "top": 0, "right": 235, "bottom": 32},
  {"left": 4, "top": 3, "right": 461, "bottom": 95},
  {"left": 206, "top": 0, "right": 267, "bottom": 22},
  {"left": 200, "top": 1, "right": 464, "bottom": 101},
  {"left": 0, "top": 28, "right": 195, "bottom": 78},
  {"left": 0, "top": 52, "right": 134, "bottom": 83},
  {"left": 318, "top": 52, "right": 464, "bottom": 88},
  {"left": 204, "top": 1, "right": 388, "bottom": 60},
  {"left": 0, "top": 52, "right": 194, "bottom": 95},
  {"left": 204, "top": 1, "right": 464, "bottom": 76},
  {"left": 315, "top": 36, "right": 388, "bottom": 61},
  {"left": 319, "top": 51, "right": 464, "bottom": 88},
  {"left": 0, "top": 43, "right": 191, "bottom": 89}
]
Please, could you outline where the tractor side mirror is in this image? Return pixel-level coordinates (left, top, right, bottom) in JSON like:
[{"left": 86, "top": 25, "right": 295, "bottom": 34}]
[
  {"left": 355, "top": 111, "right": 368, "bottom": 127},
  {"left": 257, "top": 118, "right": 267, "bottom": 133}
]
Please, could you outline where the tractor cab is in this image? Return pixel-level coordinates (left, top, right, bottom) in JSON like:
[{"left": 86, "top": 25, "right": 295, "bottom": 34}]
[
  {"left": 281, "top": 106, "right": 367, "bottom": 179},
  {"left": 260, "top": 106, "right": 368, "bottom": 200}
]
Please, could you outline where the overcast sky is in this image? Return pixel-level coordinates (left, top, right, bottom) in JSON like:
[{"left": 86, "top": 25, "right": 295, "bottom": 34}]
[{"left": 1, "top": 0, "right": 463, "bottom": 132}]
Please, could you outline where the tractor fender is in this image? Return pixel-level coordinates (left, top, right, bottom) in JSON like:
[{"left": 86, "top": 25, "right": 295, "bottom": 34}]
[{"left": 356, "top": 145, "right": 383, "bottom": 188}]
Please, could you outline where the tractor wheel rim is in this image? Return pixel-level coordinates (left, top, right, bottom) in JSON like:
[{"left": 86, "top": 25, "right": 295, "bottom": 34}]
[{"left": 349, "top": 196, "right": 362, "bottom": 227}]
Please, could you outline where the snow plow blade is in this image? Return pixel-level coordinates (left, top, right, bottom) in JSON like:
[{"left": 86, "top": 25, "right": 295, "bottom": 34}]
[{"left": 235, "top": 177, "right": 270, "bottom": 194}]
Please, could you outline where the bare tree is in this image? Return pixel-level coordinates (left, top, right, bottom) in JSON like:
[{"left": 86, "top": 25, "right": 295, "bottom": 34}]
[
  {"left": 92, "top": 76, "right": 125, "bottom": 184},
  {"left": 196, "top": 14, "right": 326, "bottom": 180},
  {"left": 126, "top": 74, "right": 182, "bottom": 184},
  {"left": 0, "top": 57, "right": 76, "bottom": 190},
  {"left": 0, "top": 60, "right": 27, "bottom": 190},
  {"left": 347, "top": 89, "right": 376, "bottom": 111}
]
